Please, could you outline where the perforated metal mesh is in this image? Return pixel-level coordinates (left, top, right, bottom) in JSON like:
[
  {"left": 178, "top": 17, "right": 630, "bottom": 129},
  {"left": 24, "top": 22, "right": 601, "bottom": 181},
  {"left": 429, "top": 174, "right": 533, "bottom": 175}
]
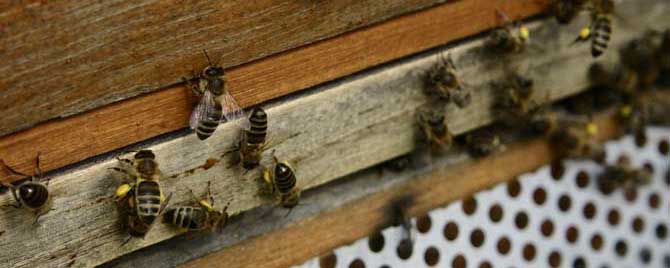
[{"left": 296, "top": 127, "right": 670, "bottom": 268}]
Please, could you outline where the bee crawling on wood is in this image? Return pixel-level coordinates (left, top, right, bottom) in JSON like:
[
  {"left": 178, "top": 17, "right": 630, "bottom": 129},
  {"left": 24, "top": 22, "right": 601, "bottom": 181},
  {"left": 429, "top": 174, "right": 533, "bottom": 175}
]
[
  {"left": 186, "top": 50, "right": 245, "bottom": 140},
  {"left": 109, "top": 150, "right": 172, "bottom": 244},
  {"left": 597, "top": 158, "right": 651, "bottom": 194},
  {"left": 424, "top": 54, "right": 471, "bottom": 108},
  {"left": 492, "top": 72, "right": 536, "bottom": 127},
  {"left": 547, "top": 118, "right": 603, "bottom": 161},
  {"left": 260, "top": 152, "right": 300, "bottom": 209},
  {"left": 462, "top": 127, "right": 502, "bottom": 158},
  {"left": 572, "top": 0, "right": 615, "bottom": 58},
  {"left": 225, "top": 107, "right": 269, "bottom": 172},
  {"left": 486, "top": 10, "right": 530, "bottom": 54},
  {"left": 0, "top": 153, "right": 53, "bottom": 225},
  {"left": 164, "top": 181, "right": 229, "bottom": 233},
  {"left": 416, "top": 108, "right": 453, "bottom": 155},
  {"left": 619, "top": 34, "right": 661, "bottom": 90},
  {"left": 617, "top": 101, "right": 649, "bottom": 147}
]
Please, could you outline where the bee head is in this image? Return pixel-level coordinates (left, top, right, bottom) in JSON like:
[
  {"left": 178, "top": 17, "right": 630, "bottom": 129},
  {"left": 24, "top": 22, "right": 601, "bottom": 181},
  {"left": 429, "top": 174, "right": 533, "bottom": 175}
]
[
  {"left": 134, "top": 150, "right": 155, "bottom": 160},
  {"left": 203, "top": 66, "right": 224, "bottom": 80}
]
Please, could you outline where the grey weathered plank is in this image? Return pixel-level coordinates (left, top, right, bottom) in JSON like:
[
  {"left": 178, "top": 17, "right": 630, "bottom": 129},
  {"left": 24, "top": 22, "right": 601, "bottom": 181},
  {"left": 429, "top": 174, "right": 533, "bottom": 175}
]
[
  {"left": 0, "top": 0, "right": 450, "bottom": 137},
  {"left": 1, "top": 1, "right": 668, "bottom": 266}
]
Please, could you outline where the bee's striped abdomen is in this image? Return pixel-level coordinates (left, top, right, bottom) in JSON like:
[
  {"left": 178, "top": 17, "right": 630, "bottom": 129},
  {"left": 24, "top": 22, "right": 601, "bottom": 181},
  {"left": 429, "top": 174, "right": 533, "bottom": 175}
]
[
  {"left": 18, "top": 182, "right": 49, "bottom": 209},
  {"left": 164, "top": 206, "right": 207, "bottom": 230},
  {"left": 135, "top": 180, "right": 162, "bottom": 225},
  {"left": 247, "top": 107, "right": 267, "bottom": 144},
  {"left": 591, "top": 15, "right": 612, "bottom": 57},
  {"left": 274, "top": 163, "right": 296, "bottom": 194},
  {"left": 196, "top": 103, "right": 223, "bottom": 140}
]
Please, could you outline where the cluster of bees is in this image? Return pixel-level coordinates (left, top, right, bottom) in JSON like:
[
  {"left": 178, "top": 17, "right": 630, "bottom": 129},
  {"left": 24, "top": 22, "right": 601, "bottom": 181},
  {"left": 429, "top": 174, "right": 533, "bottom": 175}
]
[
  {"left": 1, "top": 0, "right": 668, "bottom": 249},
  {"left": 0, "top": 51, "right": 300, "bottom": 244}
]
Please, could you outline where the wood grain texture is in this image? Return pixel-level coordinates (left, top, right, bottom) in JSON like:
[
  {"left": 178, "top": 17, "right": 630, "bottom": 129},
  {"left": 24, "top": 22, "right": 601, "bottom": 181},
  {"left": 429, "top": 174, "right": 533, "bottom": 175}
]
[
  {"left": 0, "top": 0, "right": 453, "bottom": 137},
  {"left": 1, "top": 1, "right": 667, "bottom": 265},
  {"left": 0, "top": 0, "right": 550, "bottom": 178},
  {"left": 180, "top": 111, "right": 621, "bottom": 268}
]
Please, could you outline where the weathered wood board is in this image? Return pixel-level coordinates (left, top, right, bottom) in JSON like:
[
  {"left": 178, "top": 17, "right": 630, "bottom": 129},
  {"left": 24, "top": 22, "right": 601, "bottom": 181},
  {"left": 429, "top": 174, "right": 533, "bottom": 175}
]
[
  {"left": 0, "top": 0, "right": 452, "bottom": 136},
  {"left": 104, "top": 110, "right": 622, "bottom": 268},
  {"left": 1, "top": 0, "right": 668, "bottom": 266},
  {"left": 0, "top": 0, "right": 549, "bottom": 179}
]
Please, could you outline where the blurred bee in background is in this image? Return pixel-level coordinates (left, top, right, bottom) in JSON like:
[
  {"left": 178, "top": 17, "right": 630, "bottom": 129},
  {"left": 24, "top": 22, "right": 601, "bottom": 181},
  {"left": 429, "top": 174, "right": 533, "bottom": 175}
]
[
  {"left": 110, "top": 150, "right": 172, "bottom": 244},
  {"left": 164, "top": 181, "right": 229, "bottom": 233},
  {"left": 486, "top": 10, "right": 530, "bottom": 54},
  {"left": 416, "top": 108, "right": 453, "bottom": 155},
  {"left": 226, "top": 107, "right": 269, "bottom": 172},
  {"left": 597, "top": 157, "right": 651, "bottom": 194},
  {"left": 657, "top": 29, "right": 670, "bottom": 83},
  {"left": 186, "top": 50, "right": 245, "bottom": 140},
  {"left": 573, "top": 0, "right": 615, "bottom": 57},
  {"left": 492, "top": 72, "right": 535, "bottom": 127},
  {"left": 0, "top": 153, "right": 52, "bottom": 224},
  {"left": 551, "top": 0, "right": 588, "bottom": 24},
  {"left": 424, "top": 54, "right": 471, "bottom": 108},
  {"left": 547, "top": 119, "right": 603, "bottom": 161},
  {"left": 617, "top": 101, "right": 649, "bottom": 147},
  {"left": 379, "top": 195, "right": 415, "bottom": 256},
  {"left": 619, "top": 35, "right": 660, "bottom": 90},
  {"left": 462, "top": 127, "right": 502, "bottom": 158},
  {"left": 260, "top": 152, "right": 300, "bottom": 209}
]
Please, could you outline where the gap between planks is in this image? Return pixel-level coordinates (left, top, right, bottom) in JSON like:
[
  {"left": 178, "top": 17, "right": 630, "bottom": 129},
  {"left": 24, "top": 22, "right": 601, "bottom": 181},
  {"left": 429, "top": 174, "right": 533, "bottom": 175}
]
[
  {"left": 180, "top": 110, "right": 622, "bottom": 268},
  {"left": 0, "top": 1, "right": 667, "bottom": 266},
  {"left": 0, "top": 0, "right": 549, "bottom": 182}
]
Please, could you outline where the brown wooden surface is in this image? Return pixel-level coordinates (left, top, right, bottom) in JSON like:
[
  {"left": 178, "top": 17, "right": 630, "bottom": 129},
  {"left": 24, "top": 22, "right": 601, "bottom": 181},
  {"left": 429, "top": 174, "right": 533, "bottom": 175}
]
[
  {"left": 0, "top": 0, "right": 452, "bottom": 137},
  {"left": 0, "top": 0, "right": 549, "bottom": 181},
  {"left": 181, "top": 111, "right": 620, "bottom": 268}
]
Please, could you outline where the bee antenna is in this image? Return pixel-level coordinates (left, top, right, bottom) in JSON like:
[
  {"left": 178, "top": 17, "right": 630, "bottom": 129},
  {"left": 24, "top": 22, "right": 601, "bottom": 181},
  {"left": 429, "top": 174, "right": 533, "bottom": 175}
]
[{"left": 203, "top": 49, "right": 213, "bottom": 66}]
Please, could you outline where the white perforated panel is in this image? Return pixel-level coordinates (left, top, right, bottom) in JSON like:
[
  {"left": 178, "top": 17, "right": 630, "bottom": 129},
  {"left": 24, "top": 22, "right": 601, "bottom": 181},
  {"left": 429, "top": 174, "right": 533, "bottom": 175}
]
[{"left": 296, "top": 127, "right": 670, "bottom": 268}]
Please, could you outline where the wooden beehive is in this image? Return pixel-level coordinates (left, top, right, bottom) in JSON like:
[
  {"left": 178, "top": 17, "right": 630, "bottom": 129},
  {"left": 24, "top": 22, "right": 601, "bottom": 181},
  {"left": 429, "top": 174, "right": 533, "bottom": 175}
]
[{"left": 0, "top": 0, "right": 669, "bottom": 267}]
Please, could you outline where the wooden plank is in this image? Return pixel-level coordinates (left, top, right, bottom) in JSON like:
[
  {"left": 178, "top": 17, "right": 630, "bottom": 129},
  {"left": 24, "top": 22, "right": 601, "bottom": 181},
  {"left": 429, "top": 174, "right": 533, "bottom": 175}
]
[
  {"left": 0, "top": 0, "right": 453, "bottom": 137},
  {"left": 1, "top": 1, "right": 667, "bottom": 266},
  {"left": 180, "top": 111, "right": 621, "bottom": 268},
  {"left": 0, "top": 0, "right": 550, "bottom": 179}
]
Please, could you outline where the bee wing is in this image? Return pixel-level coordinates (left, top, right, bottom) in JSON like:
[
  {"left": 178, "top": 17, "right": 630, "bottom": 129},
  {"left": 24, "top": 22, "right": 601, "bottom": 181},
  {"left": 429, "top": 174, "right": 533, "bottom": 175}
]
[
  {"left": 219, "top": 91, "right": 249, "bottom": 129},
  {"left": 190, "top": 90, "right": 219, "bottom": 130}
]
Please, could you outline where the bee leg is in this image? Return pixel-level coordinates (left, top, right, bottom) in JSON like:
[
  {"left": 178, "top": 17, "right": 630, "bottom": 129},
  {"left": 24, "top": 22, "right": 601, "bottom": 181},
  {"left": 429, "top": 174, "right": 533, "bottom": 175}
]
[
  {"left": 206, "top": 181, "right": 214, "bottom": 206},
  {"left": 32, "top": 208, "right": 52, "bottom": 225},
  {"left": 119, "top": 235, "right": 134, "bottom": 247},
  {"left": 1, "top": 183, "right": 22, "bottom": 209}
]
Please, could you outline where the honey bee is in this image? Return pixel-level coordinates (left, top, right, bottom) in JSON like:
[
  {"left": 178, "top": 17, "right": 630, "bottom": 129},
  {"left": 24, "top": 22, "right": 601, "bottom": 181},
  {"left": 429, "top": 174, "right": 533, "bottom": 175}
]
[
  {"left": 486, "top": 10, "right": 530, "bottom": 54},
  {"left": 416, "top": 108, "right": 453, "bottom": 154},
  {"left": 187, "top": 50, "right": 245, "bottom": 140},
  {"left": 110, "top": 150, "right": 172, "bottom": 243},
  {"left": 424, "top": 55, "right": 471, "bottom": 108},
  {"left": 0, "top": 153, "right": 52, "bottom": 224},
  {"left": 597, "top": 158, "right": 651, "bottom": 194},
  {"left": 619, "top": 36, "right": 660, "bottom": 89},
  {"left": 493, "top": 72, "right": 535, "bottom": 126},
  {"left": 164, "top": 181, "right": 229, "bottom": 232},
  {"left": 551, "top": 0, "right": 588, "bottom": 24},
  {"left": 227, "top": 107, "right": 268, "bottom": 171},
  {"left": 463, "top": 127, "right": 502, "bottom": 158},
  {"left": 617, "top": 99, "right": 649, "bottom": 147},
  {"left": 386, "top": 195, "right": 415, "bottom": 252},
  {"left": 261, "top": 153, "right": 300, "bottom": 209},
  {"left": 547, "top": 120, "right": 602, "bottom": 160},
  {"left": 658, "top": 29, "right": 670, "bottom": 81},
  {"left": 573, "top": 0, "right": 615, "bottom": 57}
]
